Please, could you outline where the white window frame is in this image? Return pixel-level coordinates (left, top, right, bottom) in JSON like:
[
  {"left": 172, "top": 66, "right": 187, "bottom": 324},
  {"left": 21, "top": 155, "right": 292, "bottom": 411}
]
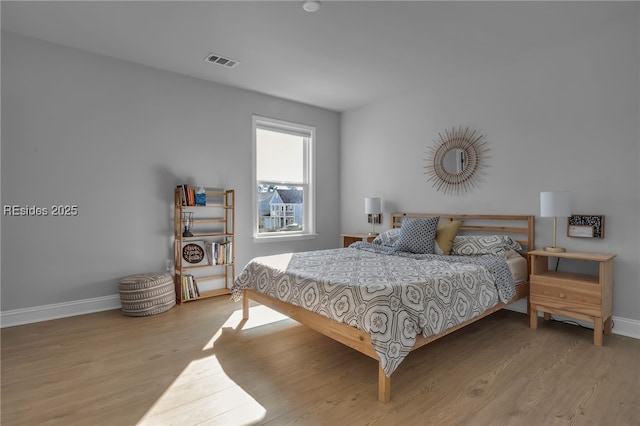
[{"left": 252, "top": 115, "right": 316, "bottom": 242}]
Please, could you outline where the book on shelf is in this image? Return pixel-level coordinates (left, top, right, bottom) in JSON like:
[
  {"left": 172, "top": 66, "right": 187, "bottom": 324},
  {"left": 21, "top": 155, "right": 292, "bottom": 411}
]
[
  {"left": 177, "top": 184, "right": 198, "bottom": 206},
  {"left": 181, "top": 274, "right": 201, "bottom": 300},
  {"left": 177, "top": 185, "right": 187, "bottom": 206},
  {"left": 188, "top": 187, "right": 195, "bottom": 206},
  {"left": 205, "top": 241, "right": 232, "bottom": 265},
  {"left": 177, "top": 185, "right": 228, "bottom": 207}
]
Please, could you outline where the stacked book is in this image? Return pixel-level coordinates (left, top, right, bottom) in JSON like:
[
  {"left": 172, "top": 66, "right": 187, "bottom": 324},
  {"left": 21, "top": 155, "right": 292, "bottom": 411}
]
[
  {"left": 181, "top": 274, "right": 200, "bottom": 300},
  {"left": 176, "top": 184, "right": 196, "bottom": 206},
  {"left": 205, "top": 242, "right": 232, "bottom": 265}
]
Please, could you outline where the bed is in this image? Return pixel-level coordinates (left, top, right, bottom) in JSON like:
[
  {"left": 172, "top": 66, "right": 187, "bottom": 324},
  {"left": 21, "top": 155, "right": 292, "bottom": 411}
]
[{"left": 232, "top": 213, "right": 535, "bottom": 402}]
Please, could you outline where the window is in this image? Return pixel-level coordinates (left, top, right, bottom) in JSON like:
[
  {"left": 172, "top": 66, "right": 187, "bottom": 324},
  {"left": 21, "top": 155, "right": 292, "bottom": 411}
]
[{"left": 253, "top": 115, "right": 315, "bottom": 241}]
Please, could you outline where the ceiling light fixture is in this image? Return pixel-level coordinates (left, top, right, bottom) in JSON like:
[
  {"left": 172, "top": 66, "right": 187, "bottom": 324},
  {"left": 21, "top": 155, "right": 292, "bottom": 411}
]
[{"left": 302, "top": 0, "right": 321, "bottom": 12}]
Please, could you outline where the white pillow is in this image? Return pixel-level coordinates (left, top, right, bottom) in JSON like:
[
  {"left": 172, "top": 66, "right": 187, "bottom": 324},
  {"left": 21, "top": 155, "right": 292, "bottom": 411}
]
[
  {"left": 451, "top": 235, "right": 523, "bottom": 257},
  {"left": 372, "top": 228, "right": 401, "bottom": 246}
]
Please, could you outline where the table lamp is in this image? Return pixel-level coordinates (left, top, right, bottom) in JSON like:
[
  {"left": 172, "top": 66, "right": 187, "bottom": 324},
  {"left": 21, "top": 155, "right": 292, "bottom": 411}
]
[
  {"left": 365, "top": 197, "right": 382, "bottom": 236},
  {"left": 540, "top": 191, "right": 571, "bottom": 252}
]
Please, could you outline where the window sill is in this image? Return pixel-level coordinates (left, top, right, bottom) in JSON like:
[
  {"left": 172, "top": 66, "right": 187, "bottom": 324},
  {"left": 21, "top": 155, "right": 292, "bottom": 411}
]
[{"left": 253, "top": 233, "right": 317, "bottom": 243}]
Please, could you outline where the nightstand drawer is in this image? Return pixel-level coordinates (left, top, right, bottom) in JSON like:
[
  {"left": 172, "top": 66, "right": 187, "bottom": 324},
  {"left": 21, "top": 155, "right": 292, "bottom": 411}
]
[{"left": 530, "top": 277, "right": 602, "bottom": 316}]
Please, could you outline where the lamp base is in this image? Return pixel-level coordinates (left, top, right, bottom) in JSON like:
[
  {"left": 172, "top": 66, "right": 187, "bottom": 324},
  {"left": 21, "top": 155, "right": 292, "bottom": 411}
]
[
  {"left": 543, "top": 246, "right": 566, "bottom": 253},
  {"left": 183, "top": 231, "right": 194, "bottom": 237},
  {"left": 368, "top": 232, "right": 379, "bottom": 237}
]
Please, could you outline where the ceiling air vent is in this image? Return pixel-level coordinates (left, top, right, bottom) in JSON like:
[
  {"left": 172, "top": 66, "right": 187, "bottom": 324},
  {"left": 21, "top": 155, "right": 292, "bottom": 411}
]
[{"left": 204, "top": 53, "right": 239, "bottom": 68}]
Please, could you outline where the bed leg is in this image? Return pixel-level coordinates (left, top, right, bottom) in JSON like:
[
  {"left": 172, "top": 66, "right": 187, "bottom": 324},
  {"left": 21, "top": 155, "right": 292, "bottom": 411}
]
[
  {"left": 242, "top": 290, "right": 249, "bottom": 320},
  {"left": 378, "top": 364, "right": 391, "bottom": 403}
]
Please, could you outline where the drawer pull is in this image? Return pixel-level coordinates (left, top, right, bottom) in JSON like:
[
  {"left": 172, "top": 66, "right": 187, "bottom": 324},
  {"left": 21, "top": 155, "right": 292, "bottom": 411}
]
[{"left": 559, "top": 292, "right": 566, "bottom": 298}]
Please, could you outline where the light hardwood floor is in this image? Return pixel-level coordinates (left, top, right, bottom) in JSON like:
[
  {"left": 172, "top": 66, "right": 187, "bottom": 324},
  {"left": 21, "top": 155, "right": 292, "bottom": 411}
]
[{"left": 2, "top": 296, "right": 639, "bottom": 425}]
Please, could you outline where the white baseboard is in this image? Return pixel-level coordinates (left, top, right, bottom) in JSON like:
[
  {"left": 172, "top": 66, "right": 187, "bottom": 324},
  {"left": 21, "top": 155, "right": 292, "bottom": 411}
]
[
  {"left": 506, "top": 299, "right": 640, "bottom": 340},
  {"left": 2, "top": 295, "right": 639, "bottom": 340},
  {"left": 1, "top": 295, "right": 121, "bottom": 328}
]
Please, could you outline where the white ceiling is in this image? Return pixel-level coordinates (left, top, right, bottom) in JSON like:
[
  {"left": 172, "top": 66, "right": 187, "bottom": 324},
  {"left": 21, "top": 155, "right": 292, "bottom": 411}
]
[{"left": 1, "top": 1, "right": 612, "bottom": 112}]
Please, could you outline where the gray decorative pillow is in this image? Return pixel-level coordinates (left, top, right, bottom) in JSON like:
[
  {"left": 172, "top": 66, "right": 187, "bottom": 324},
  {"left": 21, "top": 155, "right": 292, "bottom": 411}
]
[
  {"left": 395, "top": 217, "right": 439, "bottom": 254},
  {"left": 372, "top": 228, "right": 401, "bottom": 246}
]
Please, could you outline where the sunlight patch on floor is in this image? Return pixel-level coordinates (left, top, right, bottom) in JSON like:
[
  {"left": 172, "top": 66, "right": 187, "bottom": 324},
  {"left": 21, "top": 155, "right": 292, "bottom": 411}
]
[
  {"left": 137, "top": 354, "right": 266, "bottom": 425},
  {"left": 239, "top": 304, "right": 291, "bottom": 329},
  {"left": 138, "top": 305, "right": 290, "bottom": 425},
  {"left": 202, "top": 305, "right": 290, "bottom": 350}
]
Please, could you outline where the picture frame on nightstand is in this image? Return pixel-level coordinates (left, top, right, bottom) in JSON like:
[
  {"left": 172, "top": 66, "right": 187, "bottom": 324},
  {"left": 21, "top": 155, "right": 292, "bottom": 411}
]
[{"left": 568, "top": 215, "right": 605, "bottom": 238}]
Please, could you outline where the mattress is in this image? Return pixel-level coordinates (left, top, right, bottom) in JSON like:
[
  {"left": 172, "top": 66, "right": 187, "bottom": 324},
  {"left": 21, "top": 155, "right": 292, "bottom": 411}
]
[{"left": 506, "top": 250, "right": 528, "bottom": 284}]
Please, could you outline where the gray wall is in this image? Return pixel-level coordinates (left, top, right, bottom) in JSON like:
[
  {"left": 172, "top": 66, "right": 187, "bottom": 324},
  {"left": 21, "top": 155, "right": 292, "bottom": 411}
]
[
  {"left": 2, "top": 2, "right": 639, "bottom": 327},
  {"left": 1, "top": 32, "right": 341, "bottom": 311},
  {"left": 340, "top": 3, "right": 639, "bottom": 322}
]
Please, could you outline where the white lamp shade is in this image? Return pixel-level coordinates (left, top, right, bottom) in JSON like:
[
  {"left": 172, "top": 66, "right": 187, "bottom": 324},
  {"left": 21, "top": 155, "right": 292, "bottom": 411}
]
[
  {"left": 540, "top": 191, "right": 571, "bottom": 217},
  {"left": 364, "top": 197, "right": 382, "bottom": 215}
]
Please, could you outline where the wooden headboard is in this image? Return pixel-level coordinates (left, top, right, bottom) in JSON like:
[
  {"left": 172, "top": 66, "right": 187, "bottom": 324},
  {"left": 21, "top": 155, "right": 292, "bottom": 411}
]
[{"left": 390, "top": 213, "right": 536, "bottom": 252}]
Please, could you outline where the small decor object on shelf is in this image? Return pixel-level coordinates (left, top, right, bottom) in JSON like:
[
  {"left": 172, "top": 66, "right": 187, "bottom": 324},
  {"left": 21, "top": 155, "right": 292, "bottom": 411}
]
[
  {"left": 568, "top": 215, "right": 605, "bottom": 239},
  {"left": 196, "top": 186, "right": 206, "bottom": 206},
  {"left": 182, "top": 241, "right": 207, "bottom": 266},
  {"left": 182, "top": 212, "right": 194, "bottom": 237}
]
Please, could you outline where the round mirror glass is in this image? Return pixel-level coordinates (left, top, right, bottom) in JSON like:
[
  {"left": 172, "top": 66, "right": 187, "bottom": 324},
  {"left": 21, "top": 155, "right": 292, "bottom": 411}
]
[{"left": 442, "top": 149, "right": 466, "bottom": 174}]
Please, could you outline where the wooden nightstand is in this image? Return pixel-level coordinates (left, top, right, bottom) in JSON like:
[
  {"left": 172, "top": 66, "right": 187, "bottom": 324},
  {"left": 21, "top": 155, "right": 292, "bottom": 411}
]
[
  {"left": 528, "top": 249, "right": 616, "bottom": 346},
  {"left": 341, "top": 233, "right": 377, "bottom": 248}
]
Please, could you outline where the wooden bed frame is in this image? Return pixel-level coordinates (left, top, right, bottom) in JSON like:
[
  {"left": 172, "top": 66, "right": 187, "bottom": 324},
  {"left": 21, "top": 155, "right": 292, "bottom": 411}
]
[{"left": 242, "top": 213, "right": 535, "bottom": 402}]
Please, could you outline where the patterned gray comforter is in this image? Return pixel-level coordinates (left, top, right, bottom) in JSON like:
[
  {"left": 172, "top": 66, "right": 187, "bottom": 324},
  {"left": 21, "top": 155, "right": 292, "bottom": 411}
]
[{"left": 232, "top": 242, "right": 515, "bottom": 376}]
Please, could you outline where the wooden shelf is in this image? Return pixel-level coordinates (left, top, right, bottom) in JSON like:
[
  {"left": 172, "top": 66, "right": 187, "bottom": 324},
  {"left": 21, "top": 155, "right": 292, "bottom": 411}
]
[
  {"left": 174, "top": 188, "right": 235, "bottom": 305},
  {"left": 192, "top": 219, "right": 226, "bottom": 224},
  {"left": 181, "top": 287, "right": 231, "bottom": 302},
  {"left": 182, "top": 233, "right": 232, "bottom": 240}
]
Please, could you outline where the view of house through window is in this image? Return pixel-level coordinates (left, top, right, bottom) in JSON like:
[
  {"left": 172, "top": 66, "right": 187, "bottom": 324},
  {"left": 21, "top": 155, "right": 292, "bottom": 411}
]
[
  {"left": 258, "top": 184, "right": 304, "bottom": 232},
  {"left": 253, "top": 116, "right": 315, "bottom": 239}
]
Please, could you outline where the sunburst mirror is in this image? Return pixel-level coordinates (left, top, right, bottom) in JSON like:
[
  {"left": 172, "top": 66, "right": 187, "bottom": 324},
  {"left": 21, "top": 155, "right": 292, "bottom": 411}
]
[{"left": 424, "top": 126, "right": 488, "bottom": 195}]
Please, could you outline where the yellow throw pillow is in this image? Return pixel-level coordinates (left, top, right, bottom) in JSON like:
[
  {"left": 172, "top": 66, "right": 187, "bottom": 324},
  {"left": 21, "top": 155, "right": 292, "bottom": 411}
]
[{"left": 435, "top": 220, "right": 463, "bottom": 255}]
